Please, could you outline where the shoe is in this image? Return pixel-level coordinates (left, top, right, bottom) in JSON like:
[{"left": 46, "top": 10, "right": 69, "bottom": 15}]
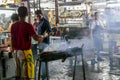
[{"left": 97, "top": 56, "right": 104, "bottom": 62}]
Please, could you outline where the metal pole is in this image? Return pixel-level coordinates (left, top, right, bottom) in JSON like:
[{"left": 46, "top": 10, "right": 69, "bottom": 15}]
[
  {"left": 45, "top": 62, "right": 49, "bottom": 80},
  {"left": 38, "top": 0, "right": 41, "bottom": 10},
  {"left": 81, "top": 44, "right": 86, "bottom": 80},
  {"left": 64, "top": 0, "right": 66, "bottom": 24},
  {"left": 73, "top": 53, "right": 77, "bottom": 80},
  {"left": 33, "top": 0, "right": 36, "bottom": 13},
  {"left": 38, "top": 61, "right": 41, "bottom": 80},
  {"left": 27, "top": 0, "right": 31, "bottom": 23},
  {"left": 55, "top": 0, "right": 59, "bottom": 25}
]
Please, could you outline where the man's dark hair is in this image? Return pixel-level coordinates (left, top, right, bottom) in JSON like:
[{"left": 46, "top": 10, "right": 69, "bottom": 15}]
[
  {"left": 11, "top": 13, "right": 19, "bottom": 21},
  {"left": 35, "top": 10, "right": 43, "bottom": 15},
  {"left": 18, "top": 6, "right": 28, "bottom": 17}
]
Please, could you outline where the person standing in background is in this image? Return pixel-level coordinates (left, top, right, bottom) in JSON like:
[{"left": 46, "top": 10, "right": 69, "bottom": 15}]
[
  {"left": 35, "top": 9, "right": 52, "bottom": 80},
  {"left": 11, "top": 13, "right": 19, "bottom": 23},
  {"left": 8, "top": 13, "right": 19, "bottom": 32},
  {"left": 89, "top": 12, "right": 105, "bottom": 62},
  {"left": 32, "top": 18, "right": 39, "bottom": 61},
  {"left": 32, "top": 18, "right": 39, "bottom": 60},
  {"left": 5, "top": 13, "right": 19, "bottom": 46},
  {"left": 11, "top": 6, "right": 44, "bottom": 80},
  {"left": 33, "top": 18, "right": 38, "bottom": 31}
]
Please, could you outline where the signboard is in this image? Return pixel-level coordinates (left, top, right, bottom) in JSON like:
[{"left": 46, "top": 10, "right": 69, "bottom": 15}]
[
  {"left": 63, "top": 4, "right": 86, "bottom": 10},
  {"left": 0, "top": 0, "right": 14, "bottom": 4},
  {"left": 0, "top": 0, "right": 21, "bottom": 5}
]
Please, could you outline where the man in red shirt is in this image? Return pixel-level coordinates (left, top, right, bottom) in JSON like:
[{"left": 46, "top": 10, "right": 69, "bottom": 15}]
[{"left": 11, "top": 6, "right": 44, "bottom": 80}]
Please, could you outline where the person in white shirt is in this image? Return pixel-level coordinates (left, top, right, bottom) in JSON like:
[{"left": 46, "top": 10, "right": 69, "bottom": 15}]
[{"left": 89, "top": 12, "right": 105, "bottom": 62}]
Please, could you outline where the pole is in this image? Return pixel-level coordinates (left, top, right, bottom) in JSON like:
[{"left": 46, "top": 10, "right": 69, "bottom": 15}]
[
  {"left": 27, "top": 0, "right": 31, "bottom": 23},
  {"left": 64, "top": 0, "right": 66, "bottom": 24},
  {"left": 55, "top": 0, "right": 59, "bottom": 25},
  {"left": 73, "top": 52, "right": 77, "bottom": 80},
  {"left": 81, "top": 44, "right": 86, "bottom": 80},
  {"left": 33, "top": 0, "right": 36, "bottom": 13},
  {"left": 38, "top": 0, "right": 41, "bottom": 10}
]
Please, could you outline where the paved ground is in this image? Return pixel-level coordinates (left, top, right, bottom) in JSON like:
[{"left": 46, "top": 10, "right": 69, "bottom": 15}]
[{"left": 47, "top": 55, "right": 120, "bottom": 80}]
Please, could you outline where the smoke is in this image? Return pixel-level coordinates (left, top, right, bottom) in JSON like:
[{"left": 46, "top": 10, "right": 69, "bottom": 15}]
[
  {"left": 103, "top": 7, "right": 120, "bottom": 54},
  {"left": 43, "top": 36, "right": 95, "bottom": 61},
  {"left": 105, "top": 8, "right": 120, "bottom": 33}
]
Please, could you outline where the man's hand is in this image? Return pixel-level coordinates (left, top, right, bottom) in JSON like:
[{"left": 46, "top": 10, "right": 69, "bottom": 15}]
[
  {"left": 38, "top": 35, "right": 44, "bottom": 43},
  {"left": 44, "top": 33, "right": 48, "bottom": 38}
]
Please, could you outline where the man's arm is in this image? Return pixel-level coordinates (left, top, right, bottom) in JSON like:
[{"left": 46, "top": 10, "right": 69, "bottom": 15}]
[{"left": 32, "top": 34, "right": 44, "bottom": 43}]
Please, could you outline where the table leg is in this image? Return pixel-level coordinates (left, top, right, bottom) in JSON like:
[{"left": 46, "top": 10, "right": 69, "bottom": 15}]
[
  {"left": 73, "top": 53, "right": 77, "bottom": 80},
  {"left": 81, "top": 48, "right": 86, "bottom": 80},
  {"left": 38, "top": 61, "right": 41, "bottom": 80},
  {"left": 45, "top": 62, "right": 49, "bottom": 80}
]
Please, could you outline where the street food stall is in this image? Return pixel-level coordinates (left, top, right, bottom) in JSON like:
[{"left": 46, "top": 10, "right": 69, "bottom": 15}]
[{"left": 3, "top": 0, "right": 120, "bottom": 80}]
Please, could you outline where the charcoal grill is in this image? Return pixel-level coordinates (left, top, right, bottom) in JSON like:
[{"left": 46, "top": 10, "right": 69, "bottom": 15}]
[
  {"left": 36, "top": 45, "right": 86, "bottom": 80},
  {"left": 39, "top": 51, "right": 72, "bottom": 61}
]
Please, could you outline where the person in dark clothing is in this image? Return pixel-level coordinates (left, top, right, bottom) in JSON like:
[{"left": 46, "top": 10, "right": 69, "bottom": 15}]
[
  {"left": 35, "top": 10, "right": 52, "bottom": 44},
  {"left": 35, "top": 9, "right": 52, "bottom": 80}
]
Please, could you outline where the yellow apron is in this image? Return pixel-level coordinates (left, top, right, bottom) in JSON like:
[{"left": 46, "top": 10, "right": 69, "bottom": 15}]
[{"left": 13, "top": 49, "right": 34, "bottom": 79}]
